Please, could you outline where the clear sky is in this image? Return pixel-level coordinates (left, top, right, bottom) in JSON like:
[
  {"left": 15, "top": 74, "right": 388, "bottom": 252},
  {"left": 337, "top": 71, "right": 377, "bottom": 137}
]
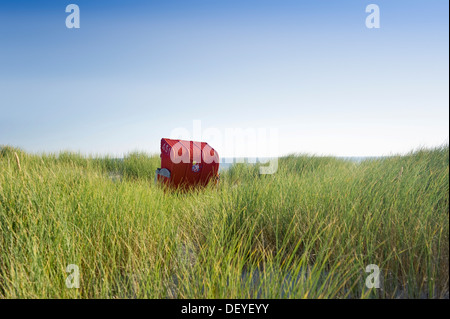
[{"left": 0, "top": 0, "right": 448, "bottom": 157}]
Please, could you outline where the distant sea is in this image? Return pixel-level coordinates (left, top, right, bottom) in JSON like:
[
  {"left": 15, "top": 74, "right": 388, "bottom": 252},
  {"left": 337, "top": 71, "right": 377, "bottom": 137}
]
[{"left": 218, "top": 156, "right": 382, "bottom": 171}]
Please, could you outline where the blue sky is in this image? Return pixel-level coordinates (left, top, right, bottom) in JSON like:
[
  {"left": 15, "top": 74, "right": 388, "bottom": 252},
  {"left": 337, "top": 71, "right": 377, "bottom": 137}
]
[{"left": 0, "top": 0, "right": 448, "bottom": 157}]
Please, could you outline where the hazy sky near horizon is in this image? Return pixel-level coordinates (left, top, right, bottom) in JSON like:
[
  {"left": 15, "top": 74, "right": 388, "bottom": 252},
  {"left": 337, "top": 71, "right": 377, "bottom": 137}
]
[{"left": 0, "top": 0, "right": 448, "bottom": 157}]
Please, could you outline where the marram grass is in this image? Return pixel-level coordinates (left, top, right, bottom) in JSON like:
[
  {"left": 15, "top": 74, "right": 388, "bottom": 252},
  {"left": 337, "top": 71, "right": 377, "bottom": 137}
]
[{"left": 0, "top": 145, "right": 448, "bottom": 298}]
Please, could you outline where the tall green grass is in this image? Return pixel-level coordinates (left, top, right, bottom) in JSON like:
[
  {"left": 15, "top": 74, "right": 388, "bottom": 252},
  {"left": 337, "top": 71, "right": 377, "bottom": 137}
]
[{"left": 0, "top": 145, "right": 448, "bottom": 298}]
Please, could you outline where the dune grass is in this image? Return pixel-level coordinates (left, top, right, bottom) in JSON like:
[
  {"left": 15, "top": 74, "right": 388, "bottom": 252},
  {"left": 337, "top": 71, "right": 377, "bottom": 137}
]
[{"left": 0, "top": 145, "right": 448, "bottom": 298}]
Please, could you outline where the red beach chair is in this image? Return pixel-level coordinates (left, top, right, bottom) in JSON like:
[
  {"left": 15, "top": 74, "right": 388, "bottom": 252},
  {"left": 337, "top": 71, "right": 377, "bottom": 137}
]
[{"left": 155, "top": 138, "right": 220, "bottom": 188}]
